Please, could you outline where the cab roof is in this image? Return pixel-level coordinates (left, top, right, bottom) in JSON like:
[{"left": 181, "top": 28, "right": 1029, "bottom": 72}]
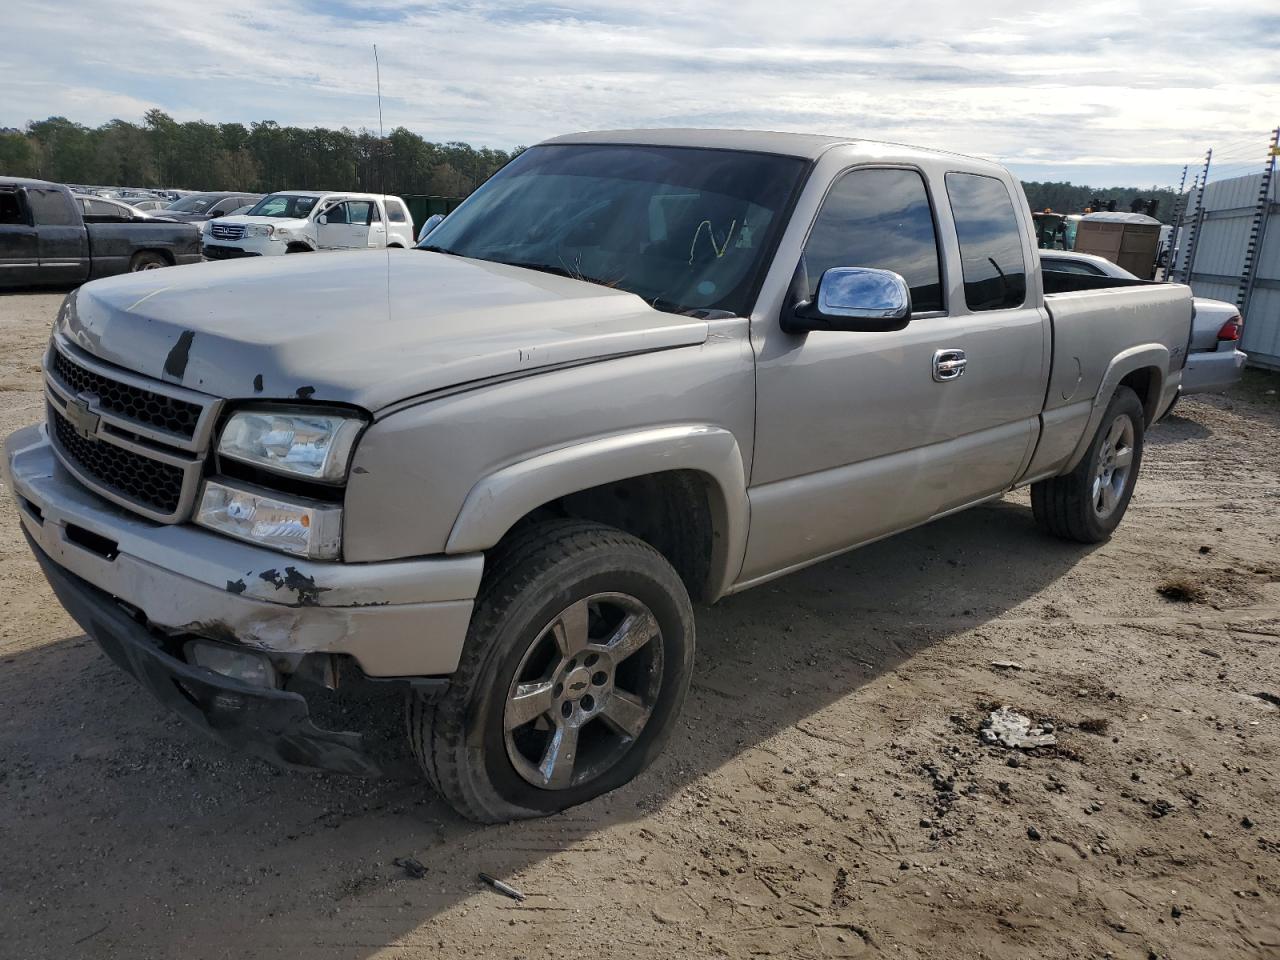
[{"left": 542, "top": 128, "right": 1007, "bottom": 173}]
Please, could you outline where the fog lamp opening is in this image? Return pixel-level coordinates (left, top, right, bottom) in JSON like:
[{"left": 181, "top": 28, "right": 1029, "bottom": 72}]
[{"left": 185, "top": 640, "right": 277, "bottom": 690}]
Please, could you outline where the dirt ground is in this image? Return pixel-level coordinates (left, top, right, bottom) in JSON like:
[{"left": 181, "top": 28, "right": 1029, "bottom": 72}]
[{"left": 1, "top": 288, "right": 1278, "bottom": 960}]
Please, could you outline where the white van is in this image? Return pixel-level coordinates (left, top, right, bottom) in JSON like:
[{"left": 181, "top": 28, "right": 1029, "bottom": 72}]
[{"left": 202, "top": 192, "right": 415, "bottom": 259}]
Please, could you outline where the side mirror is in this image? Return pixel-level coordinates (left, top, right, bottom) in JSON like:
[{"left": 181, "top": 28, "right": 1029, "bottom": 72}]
[
  {"left": 211, "top": 211, "right": 224, "bottom": 219},
  {"left": 417, "top": 214, "right": 445, "bottom": 244},
  {"left": 782, "top": 266, "right": 912, "bottom": 334},
  {"left": 317, "top": 214, "right": 328, "bottom": 225}
]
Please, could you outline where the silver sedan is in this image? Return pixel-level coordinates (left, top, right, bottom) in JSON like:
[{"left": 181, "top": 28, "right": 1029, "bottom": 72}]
[{"left": 1040, "top": 250, "right": 1246, "bottom": 395}]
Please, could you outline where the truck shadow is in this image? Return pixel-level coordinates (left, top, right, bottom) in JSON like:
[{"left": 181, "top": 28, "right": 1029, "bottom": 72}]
[{"left": 0, "top": 498, "right": 1094, "bottom": 957}]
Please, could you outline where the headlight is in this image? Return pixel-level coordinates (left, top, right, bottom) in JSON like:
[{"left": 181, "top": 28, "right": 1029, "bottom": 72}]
[
  {"left": 217, "top": 408, "right": 364, "bottom": 482},
  {"left": 246, "top": 224, "right": 274, "bottom": 238},
  {"left": 196, "top": 480, "right": 342, "bottom": 559}
]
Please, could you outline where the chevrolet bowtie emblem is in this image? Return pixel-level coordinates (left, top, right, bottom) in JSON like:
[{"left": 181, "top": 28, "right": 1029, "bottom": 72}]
[{"left": 65, "top": 393, "right": 101, "bottom": 440}]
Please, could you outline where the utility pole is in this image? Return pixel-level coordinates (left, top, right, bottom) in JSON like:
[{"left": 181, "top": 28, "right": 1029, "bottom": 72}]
[
  {"left": 1176, "top": 148, "right": 1212, "bottom": 285},
  {"left": 1236, "top": 127, "right": 1280, "bottom": 319}
]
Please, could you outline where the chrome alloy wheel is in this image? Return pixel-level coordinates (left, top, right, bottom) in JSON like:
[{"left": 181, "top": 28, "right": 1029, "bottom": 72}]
[
  {"left": 503, "top": 592, "right": 663, "bottom": 790},
  {"left": 1091, "top": 413, "right": 1135, "bottom": 519}
]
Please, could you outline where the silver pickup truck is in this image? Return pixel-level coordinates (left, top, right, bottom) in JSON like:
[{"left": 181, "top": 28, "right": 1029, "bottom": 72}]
[{"left": 3, "top": 130, "right": 1192, "bottom": 822}]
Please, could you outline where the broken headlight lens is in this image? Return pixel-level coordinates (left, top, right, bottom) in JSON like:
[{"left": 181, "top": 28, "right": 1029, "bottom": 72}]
[
  {"left": 217, "top": 407, "right": 364, "bottom": 482},
  {"left": 196, "top": 480, "right": 342, "bottom": 559}
]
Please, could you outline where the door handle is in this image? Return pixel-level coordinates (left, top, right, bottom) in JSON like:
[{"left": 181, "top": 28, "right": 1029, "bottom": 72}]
[{"left": 933, "top": 349, "right": 967, "bottom": 382}]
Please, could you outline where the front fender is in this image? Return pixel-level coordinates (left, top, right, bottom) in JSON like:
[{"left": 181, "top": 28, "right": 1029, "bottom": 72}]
[{"left": 445, "top": 425, "right": 750, "bottom": 601}]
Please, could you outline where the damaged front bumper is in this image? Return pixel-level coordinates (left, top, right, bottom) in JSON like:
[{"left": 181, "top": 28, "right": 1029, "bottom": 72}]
[{"left": 4, "top": 423, "right": 484, "bottom": 774}]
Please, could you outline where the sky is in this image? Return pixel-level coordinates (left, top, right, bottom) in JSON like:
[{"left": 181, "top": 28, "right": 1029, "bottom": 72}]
[{"left": 4, "top": 0, "right": 1278, "bottom": 187}]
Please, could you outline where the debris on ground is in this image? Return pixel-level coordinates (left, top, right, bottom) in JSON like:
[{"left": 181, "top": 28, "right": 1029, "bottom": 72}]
[
  {"left": 980, "top": 707, "right": 1058, "bottom": 749},
  {"left": 990, "top": 660, "right": 1025, "bottom": 671},
  {"left": 1156, "top": 576, "right": 1208, "bottom": 603},
  {"left": 1078, "top": 717, "right": 1110, "bottom": 734},
  {"left": 479, "top": 872, "right": 526, "bottom": 902},
  {"left": 392, "top": 857, "right": 428, "bottom": 879}
]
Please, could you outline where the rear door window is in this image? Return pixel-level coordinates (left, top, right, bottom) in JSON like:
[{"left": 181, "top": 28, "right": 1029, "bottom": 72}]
[
  {"left": 945, "top": 173, "right": 1028, "bottom": 311},
  {"left": 388, "top": 201, "right": 407, "bottom": 223},
  {"left": 802, "top": 167, "right": 944, "bottom": 313},
  {"left": 26, "top": 188, "right": 79, "bottom": 226}
]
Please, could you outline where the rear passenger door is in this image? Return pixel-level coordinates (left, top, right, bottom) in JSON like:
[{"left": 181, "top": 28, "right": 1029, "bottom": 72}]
[{"left": 744, "top": 165, "right": 1047, "bottom": 584}]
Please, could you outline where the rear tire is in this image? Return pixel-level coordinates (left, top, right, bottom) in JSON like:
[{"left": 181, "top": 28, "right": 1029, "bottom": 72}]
[
  {"left": 409, "top": 520, "right": 696, "bottom": 823},
  {"left": 1031, "top": 386, "right": 1145, "bottom": 543},
  {"left": 129, "top": 251, "right": 168, "bottom": 271}
]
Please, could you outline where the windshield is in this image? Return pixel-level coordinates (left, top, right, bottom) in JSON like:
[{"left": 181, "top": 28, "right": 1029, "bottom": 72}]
[
  {"left": 420, "top": 144, "right": 807, "bottom": 316},
  {"left": 166, "top": 194, "right": 217, "bottom": 213},
  {"left": 246, "top": 194, "right": 320, "bottom": 219}
]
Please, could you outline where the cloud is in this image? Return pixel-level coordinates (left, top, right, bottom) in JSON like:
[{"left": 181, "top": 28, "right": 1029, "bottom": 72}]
[{"left": 5, "top": 0, "right": 1277, "bottom": 186}]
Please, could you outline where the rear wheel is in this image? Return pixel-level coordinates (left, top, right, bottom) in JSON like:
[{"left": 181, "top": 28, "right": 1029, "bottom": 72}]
[
  {"left": 129, "top": 251, "right": 168, "bottom": 271},
  {"left": 1031, "top": 386, "right": 1145, "bottom": 543},
  {"left": 409, "top": 520, "right": 695, "bottom": 823}
]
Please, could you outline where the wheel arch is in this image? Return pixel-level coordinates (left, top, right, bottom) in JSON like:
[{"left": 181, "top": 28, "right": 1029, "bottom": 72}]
[
  {"left": 445, "top": 426, "right": 749, "bottom": 603},
  {"left": 131, "top": 247, "right": 175, "bottom": 267},
  {"left": 1063, "top": 345, "right": 1167, "bottom": 472}
]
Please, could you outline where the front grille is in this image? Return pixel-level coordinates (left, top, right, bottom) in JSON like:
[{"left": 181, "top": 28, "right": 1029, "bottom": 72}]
[
  {"left": 203, "top": 245, "right": 259, "bottom": 260},
  {"left": 51, "top": 349, "right": 202, "bottom": 439},
  {"left": 50, "top": 406, "right": 185, "bottom": 514},
  {"left": 209, "top": 223, "right": 245, "bottom": 241}
]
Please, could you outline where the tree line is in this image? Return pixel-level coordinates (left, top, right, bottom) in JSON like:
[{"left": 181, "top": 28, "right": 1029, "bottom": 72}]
[
  {"left": 0, "top": 112, "right": 518, "bottom": 198},
  {"left": 0, "top": 113, "right": 1181, "bottom": 218},
  {"left": 1021, "top": 181, "right": 1180, "bottom": 222}
]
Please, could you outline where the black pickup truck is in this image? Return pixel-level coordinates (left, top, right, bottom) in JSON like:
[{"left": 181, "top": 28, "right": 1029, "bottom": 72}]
[{"left": 0, "top": 177, "right": 202, "bottom": 288}]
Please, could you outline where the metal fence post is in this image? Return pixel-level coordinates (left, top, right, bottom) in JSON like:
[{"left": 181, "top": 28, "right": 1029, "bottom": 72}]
[
  {"left": 1164, "top": 164, "right": 1189, "bottom": 280},
  {"left": 1177, "top": 149, "right": 1212, "bottom": 285},
  {"left": 1237, "top": 127, "right": 1280, "bottom": 318}
]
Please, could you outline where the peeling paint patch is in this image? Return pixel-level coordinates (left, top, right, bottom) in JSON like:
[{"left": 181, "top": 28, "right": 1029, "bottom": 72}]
[
  {"left": 226, "top": 578, "right": 247, "bottom": 595},
  {"left": 253, "top": 374, "right": 264, "bottom": 392},
  {"left": 296, "top": 385, "right": 316, "bottom": 400},
  {"left": 163, "top": 330, "right": 195, "bottom": 380},
  {"left": 258, "top": 567, "right": 329, "bottom": 606}
]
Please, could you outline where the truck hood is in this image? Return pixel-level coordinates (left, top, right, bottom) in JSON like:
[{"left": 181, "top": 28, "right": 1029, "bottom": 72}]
[{"left": 58, "top": 250, "right": 710, "bottom": 412}]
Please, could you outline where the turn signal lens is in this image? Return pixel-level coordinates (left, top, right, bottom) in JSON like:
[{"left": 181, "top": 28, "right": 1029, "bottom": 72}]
[{"left": 1217, "top": 316, "right": 1242, "bottom": 342}]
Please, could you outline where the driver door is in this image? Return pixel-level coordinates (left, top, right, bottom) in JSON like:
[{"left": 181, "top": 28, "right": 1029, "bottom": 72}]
[
  {"left": 742, "top": 166, "right": 1046, "bottom": 584},
  {"left": 317, "top": 201, "right": 373, "bottom": 250}
]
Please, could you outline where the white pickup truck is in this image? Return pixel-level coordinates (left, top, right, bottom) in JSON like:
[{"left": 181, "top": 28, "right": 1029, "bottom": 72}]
[{"left": 202, "top": 191, "right": 415, "bottom": 260}]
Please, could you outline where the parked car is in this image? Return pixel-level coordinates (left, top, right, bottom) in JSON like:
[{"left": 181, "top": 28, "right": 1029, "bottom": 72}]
[
  {"left": 0, "top": 177, "right": 202, "bottom": 286},
  {"left": 4, "top": 131, "right": 1193, "bottom": 822},
  {"left": 73, "top": 194, "right": 168, "bottom": 222},
  {"left": 160, "top": 191, "right": 263, "bottom": 224},
  {"left": 201, "top": 191, "right": 414, "bottom": 259},
  {"left": 1040, "top": 250, "right": 1245, "bottom": 394},
  {"left": 127, "top": 198, "right": 172, "bottom": 212}
]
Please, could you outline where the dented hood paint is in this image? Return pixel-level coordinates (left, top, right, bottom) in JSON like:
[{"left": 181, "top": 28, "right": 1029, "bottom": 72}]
[{"left": 58, "top": 250, "right": 710, "bottom": 412}]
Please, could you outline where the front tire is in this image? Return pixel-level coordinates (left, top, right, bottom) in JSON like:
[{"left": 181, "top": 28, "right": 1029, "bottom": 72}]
[
  {"left": 1031, "top": 385, "right": 1145, "bottom": 543},
  {"left": 410, "top": 520, "right": 695, "bottom": 823}
]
